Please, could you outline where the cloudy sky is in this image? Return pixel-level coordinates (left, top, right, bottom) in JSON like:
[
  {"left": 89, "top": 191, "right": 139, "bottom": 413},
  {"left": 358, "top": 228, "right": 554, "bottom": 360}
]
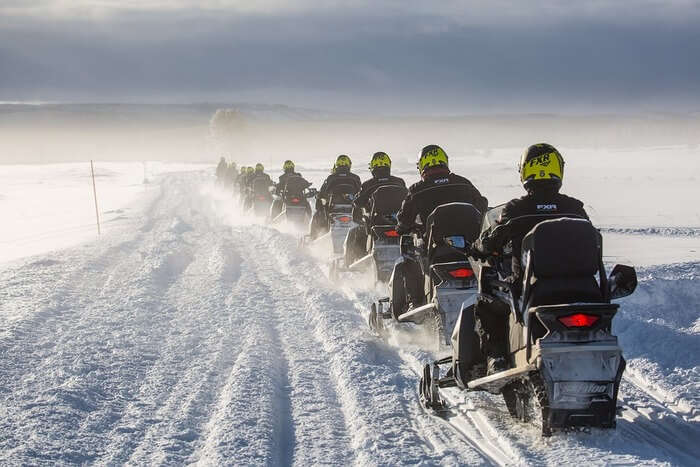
[{"left": 1, "top": 0, "right": 700, "bottom": 113}]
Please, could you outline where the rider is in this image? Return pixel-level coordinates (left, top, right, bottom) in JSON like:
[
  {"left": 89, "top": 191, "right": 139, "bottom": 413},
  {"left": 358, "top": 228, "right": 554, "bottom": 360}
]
[
  {"left": 240, "top": 166, "right": 255, "bottom": 205},
  {"left": 344, "top": 151, "right": 406, "bottom": 265},
  {"left": 474, "top": 143, "right": 589, "bottom": 374},
  {"left": 216, "top": 157, "right": 228, "bottom": 181},
  {"left": 390, "top": 144, "right": 488, "bottom": 317},
  {"left": 275, "top": 160, "right": 303, "bottom": 196},
  {"left": 309, "top": 155, "right": 361, "bottom": 239},
  {"left": 225, "top": 161, "right": 238, "bottom": 190},
  {"left": 245, "top": 163, "right": 273, "bottom": 209},
  {"left": 270, "top": 160, "right": 311, "bottom": 220}
]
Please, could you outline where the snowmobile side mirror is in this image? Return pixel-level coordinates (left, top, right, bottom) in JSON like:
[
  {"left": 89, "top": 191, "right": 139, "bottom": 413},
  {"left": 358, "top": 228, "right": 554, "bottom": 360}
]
[
  {"left": 608, "top": 264, "right": 637, "bottom": 300},
  {"left": 400, "top": 234, "right": 415, "bottom": 256}
]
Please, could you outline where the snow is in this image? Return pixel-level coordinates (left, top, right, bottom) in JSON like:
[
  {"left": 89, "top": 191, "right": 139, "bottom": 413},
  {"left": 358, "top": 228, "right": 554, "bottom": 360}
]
[{"left": 1, "top": 146, "right": 699, "bottom": 465}]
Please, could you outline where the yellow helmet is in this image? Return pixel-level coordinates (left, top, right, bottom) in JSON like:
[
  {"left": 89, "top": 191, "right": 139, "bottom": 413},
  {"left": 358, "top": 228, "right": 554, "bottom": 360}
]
[
  {"left": 246, "top": 166, "right": 254, "bottom": 174},
  {"left": 240, "top": 166, "right": 246, "bottom": 174},
  {"left": 417, "top": 145, "right": 448, "bottom": 174},
  {"left": 334, "top": 155, "right": 352, "bottom": 171},
  {"left": 255, "top": 163, "right": 264, "bottom": 172},
  {"left": 369, "top": 152, "right": 391, "bottom": 171},
  {"left": 518, "top": 143, "right": 564, "bottom": 190},
  {"left": 283, "top": 160, "right": 295, "bottom": 173}
]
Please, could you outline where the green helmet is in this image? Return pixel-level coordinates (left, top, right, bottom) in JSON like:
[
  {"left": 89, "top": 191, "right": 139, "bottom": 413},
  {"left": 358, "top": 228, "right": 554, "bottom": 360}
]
[
  {"left": 369, "top": 151, "right": 391, "bottom": 172},
  {"left": 334, "top": 154, "right": 352, "bottom": 173},
  {"left": 518, "top": 143, "right": 564, "bottom": 192},
  {"left": 417, "top": 145, "right": 448, "bottom": 174},
  {"left": 255, "top": 163, "right": 264, "bottom": 173},
  {"left": 246, "top": 166, "right": 254, "bottom": 174},
  {"left": 283, "top": 160, "right": 295, "bottom": 173}
]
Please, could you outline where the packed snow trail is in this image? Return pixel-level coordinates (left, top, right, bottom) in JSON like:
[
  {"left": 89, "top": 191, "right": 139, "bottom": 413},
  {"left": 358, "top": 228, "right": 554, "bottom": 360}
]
[
  {"left": 1, "top": 172, "right": 698, "bottom": 466},
  {"left": 0, "top": 173, "right": 494, "bottom": 465}
]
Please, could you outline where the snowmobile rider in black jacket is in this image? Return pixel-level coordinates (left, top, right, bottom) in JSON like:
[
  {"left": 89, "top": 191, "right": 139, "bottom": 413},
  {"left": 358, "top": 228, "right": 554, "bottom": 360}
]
[
  {"left": 344, "top": 152, "right": 406, "bottom": 266},
  {"left": 309, "top": 155, "right": 362, "bottom": 239},
  {"left": 216, "top": 157, "right": 228, "bottom": 182},
  {"left": 390, "top": 144, "right": 488, "bottom": 318},
  {"left": 474, "top": 143, "right": 589, "bottom": 375},
  {"left": 270, "top": 160, "right": 311, "bottom": 220}
]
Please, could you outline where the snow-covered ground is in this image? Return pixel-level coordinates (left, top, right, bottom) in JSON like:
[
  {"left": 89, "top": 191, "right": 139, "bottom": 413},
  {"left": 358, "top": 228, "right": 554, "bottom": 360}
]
[{"left": 1, "top": 148, "right": 699, "bottom": 465}]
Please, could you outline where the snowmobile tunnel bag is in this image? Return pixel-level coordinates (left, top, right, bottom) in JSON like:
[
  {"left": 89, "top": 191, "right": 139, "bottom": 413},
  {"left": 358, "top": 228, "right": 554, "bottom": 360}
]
[
  {"left": 426, "top": 202, "right": 483, "bottom": 264},
  {"left": 522, "top": 218, "right": 605, "bottom": 306},
  {"left": 283, "top": 176, "right": 309, "bottom": 199},
  {"left": 369, "top": 185, "right": 408, "bottom": 225}
]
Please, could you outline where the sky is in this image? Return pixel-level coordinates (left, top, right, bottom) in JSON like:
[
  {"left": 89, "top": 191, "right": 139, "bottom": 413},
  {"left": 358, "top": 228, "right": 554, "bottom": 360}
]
[{"left": 1, "top": 0, "right": 700, "bottom": 114}]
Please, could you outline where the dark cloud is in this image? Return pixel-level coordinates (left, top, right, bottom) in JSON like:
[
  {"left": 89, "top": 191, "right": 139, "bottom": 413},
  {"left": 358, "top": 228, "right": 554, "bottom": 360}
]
[{"left": 1, "top": 2, "right": 699, "bottom": 113}]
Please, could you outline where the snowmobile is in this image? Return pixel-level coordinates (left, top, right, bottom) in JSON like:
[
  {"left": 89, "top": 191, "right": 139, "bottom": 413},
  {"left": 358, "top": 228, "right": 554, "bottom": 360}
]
[
  {"left": 420, "top": 210, "right": 638, "bottom": 436},
  {"left": 304, "top": 184, "right": 358, "bottom": 270},
  {"left": 368, "top": 202, "right": 483, "bottom": 349},
  {"left": 336, "top": 184, "right": 407, "bottom": 283},
  {"left": 247, "top": 176, "right": 274, "bottom": 218},
  {"left": 270, "top": 178, "right": 316, "bottom": 229}
]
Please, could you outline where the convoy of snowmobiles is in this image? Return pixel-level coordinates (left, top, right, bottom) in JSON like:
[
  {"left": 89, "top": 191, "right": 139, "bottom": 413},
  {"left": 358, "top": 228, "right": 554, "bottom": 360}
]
[{"left": 214, "top": 142, "right": 638, "bottom": 437}]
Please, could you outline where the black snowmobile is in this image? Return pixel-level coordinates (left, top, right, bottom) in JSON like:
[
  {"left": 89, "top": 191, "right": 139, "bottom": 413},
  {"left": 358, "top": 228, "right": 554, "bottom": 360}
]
[
  {"left": 368, "top": 202, "right": 483, "bottom": 349},
  {"left": 337, "top": 184, "right": 408, "bottom": 283},
  {"left": 270, "top": 176, "right": 315, "bottom": 229},
  {"left": 305, "top": 183, "right": 358, "bottom": 266},
  {"left": 420, "top": 209, "right": 637, "bottom": 436},
  {"left": 248, "top": 176, "right": 274, "bottom": 218}
]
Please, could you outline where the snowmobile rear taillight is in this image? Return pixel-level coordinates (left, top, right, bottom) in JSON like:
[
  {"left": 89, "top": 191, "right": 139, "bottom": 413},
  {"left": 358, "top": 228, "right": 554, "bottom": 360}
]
[
  {"left": 338, "top": 216, "right": 351, "bottom": 222},
  {"left": 258, "top": 195, "right": 266, "bottom": 200},
  {"left": 383, "top": 230, "right": 399, "bottom": 237},
  {"left": 558, "top": 313, "right": 599, "bottom": 328},
  {"left": 291, "top": 198, "right": 300, "bottom": 203},
  {"left": 448, "top": 268, "right": 474, "bottom": 278}
]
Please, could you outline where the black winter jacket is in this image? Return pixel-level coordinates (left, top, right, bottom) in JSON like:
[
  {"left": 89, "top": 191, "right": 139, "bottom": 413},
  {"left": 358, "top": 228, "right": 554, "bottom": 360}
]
[
  {"left": 396, "top": 168, "right": 488, "bottom": 235},
  {"left": 318, "top": 170, "right": 362, "bottom": 203},
  {"left": 477, "top": 189, "right": 589, "bottom": 277},
  {"left": 352, "top": 169, "right": 406, "bottom": 222}
]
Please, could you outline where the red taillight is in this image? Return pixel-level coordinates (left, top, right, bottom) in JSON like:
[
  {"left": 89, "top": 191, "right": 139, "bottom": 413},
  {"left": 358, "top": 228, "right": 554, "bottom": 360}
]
[
  {"left": 448, "top": 268, "right": 474, "bottom": 278},
  {"left": 558, "top": 313, "right": 599, "bottom": 328},
  {"left": 383, "top": 230, "right": 399, "bottom": 237},
  {"left": 258, "top": 195, "right": 266, "bottom": 200},
  {"left": 338, "top": 216, "right": 351, "bottom": 222},
  {"left": 291, "top": 197, "right": 300, "bottom": 203}
]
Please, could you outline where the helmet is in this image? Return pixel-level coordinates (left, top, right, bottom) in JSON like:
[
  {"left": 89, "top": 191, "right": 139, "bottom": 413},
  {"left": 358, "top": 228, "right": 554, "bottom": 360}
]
[
  {"left": 240, "top": 166, "right": 246, "bottom": 174},
  {"left": 334, "top": 155, "right": 352, "bottom": 173},
  {"left": 417, "top": 144, "right": 449, "bottom": 174},
  {"left": 369, "top": 152, "right": 391, "bottom": 172},
  {"left": 246, "top": 166, "right": 254, "bottom": 174},
  {"left": 518, "top": 143, "right": 564, "bottom": 191},
  {"left": 283, "top": 160, "right": 295, "bottom": 173},
  {"left": 255, "top": 163, "right": 264, "bottom": 173}
]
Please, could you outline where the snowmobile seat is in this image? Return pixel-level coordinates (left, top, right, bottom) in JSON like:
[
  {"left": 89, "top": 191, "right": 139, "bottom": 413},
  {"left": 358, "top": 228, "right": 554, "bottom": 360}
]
[
  {"left": 368, "top": 185, "right": 408, "bottom": 227},
  {"left": 252, "top": 176, "right": 272, "bottom": 198},
  {"left": 283, "top": 176, "right": 310, "bottom": 202},
  {"left": 426, "top": 203, "right": 482, "bottom": 264},
  {"left": 521, "top": 218, "right": 605, "bottom": 308},
  {"left": 328, "top": 183, "right": 357, "bottom": 213}
]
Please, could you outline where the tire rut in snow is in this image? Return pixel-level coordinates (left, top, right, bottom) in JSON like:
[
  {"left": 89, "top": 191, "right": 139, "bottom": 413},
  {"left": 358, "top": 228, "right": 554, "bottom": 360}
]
[{"left": 244, "top": 225, "right": 492, "bottom": 466}]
